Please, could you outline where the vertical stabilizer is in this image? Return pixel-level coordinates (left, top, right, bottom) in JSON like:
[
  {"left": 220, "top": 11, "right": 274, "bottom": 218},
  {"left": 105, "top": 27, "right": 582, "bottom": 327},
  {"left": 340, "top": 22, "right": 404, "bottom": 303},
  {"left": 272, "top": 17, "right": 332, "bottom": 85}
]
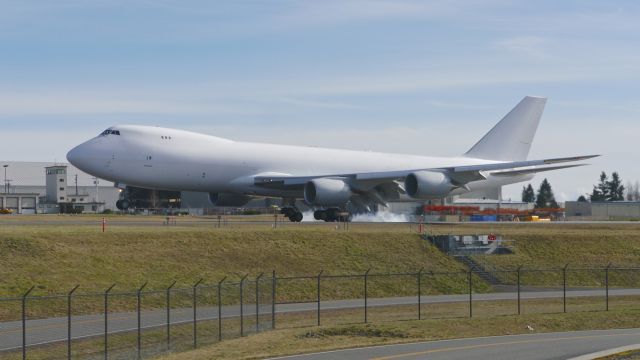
[{"left": 464, "top": 96, "right": 546, "bottom": 161}]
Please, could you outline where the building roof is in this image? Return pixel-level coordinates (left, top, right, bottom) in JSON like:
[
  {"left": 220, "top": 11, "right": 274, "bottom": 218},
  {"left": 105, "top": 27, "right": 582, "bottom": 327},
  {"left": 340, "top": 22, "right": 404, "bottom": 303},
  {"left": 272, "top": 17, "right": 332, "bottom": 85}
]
[{"left": 0, "top": 161, "right": 114, "bottom": 187}]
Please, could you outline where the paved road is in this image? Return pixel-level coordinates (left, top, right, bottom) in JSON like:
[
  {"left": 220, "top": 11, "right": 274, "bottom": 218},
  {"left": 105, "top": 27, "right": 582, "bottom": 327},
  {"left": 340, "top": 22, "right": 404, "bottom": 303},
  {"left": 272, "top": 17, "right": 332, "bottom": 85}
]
[
  {"left": 269, "top": 328, "right": 640, "bottom": 360},
  {"left": 1, "top": 288, "right": 639, "bottom": 352}
]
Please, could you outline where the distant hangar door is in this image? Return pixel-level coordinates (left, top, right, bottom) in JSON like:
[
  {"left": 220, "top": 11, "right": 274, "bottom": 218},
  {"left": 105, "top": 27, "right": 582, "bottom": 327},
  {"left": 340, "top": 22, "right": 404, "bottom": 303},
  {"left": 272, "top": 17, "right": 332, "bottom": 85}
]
[
  {"left": 21, "top": 197, "right": 37, "bottom": 214},
  {"left": 5, "top": 197, "right": 19, "bottom": 211}
]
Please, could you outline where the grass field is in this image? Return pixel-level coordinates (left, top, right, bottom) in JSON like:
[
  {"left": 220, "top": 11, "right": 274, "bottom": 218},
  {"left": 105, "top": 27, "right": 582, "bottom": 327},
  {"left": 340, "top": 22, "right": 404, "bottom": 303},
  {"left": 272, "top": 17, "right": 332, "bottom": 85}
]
[
  {"left": 2, "top": 217, "right": 640, "bottom": 297},
  {"left": 0, "top": 218, "right": 464, "bottom": 297},
  {"left": 157, "top": 308, "right": 640, "bottom": 360},
  {"left": 3, "top": 216, "right": 640, "bottom": 359}
]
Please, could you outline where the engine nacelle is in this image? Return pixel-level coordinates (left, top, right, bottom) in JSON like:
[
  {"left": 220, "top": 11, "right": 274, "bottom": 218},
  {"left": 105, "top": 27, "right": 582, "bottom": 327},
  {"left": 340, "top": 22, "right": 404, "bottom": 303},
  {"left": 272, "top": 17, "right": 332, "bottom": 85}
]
[
  {"left": 304, "top": 178, "right": 352, "bottom": 206},
  {"left": 208, "top": 192, "right": 252, "bottom": 207},
  {"left": 405, "top": 171, "right": 453, "bottom": 199}
]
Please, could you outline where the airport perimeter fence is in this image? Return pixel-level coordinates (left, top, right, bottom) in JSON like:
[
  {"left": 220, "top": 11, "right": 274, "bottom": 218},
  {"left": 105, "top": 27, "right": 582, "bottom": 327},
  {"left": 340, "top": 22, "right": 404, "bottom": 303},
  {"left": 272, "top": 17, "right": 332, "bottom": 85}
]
[{"left": 1, "top": 265, "right": 640, "bottom": 359}]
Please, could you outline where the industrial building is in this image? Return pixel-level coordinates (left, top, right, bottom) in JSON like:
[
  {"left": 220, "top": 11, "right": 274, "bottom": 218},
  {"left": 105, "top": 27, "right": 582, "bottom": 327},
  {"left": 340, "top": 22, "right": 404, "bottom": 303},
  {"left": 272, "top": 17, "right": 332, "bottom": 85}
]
[
  {"left": 1, "top": 161, "right": 120, "bottom": 214},
  {"left": 565, "top": 201, "right": 640, "bottom": 220},
  {"left": 0, "top": 161, "right": 268, "bottom": 215}
]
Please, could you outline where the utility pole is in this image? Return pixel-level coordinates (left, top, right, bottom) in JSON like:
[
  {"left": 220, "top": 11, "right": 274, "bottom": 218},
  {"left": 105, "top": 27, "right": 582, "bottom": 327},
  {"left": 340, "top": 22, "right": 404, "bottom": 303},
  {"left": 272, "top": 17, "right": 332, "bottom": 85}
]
[
  {"left": 3, "top": 165, "right": 7, "bottom": 194},
  {"left": 75, "top": 174, "right": 79, "bottom": 196},
  {"left": 93, "top": 177, "right": 100, "bottom": 212}
]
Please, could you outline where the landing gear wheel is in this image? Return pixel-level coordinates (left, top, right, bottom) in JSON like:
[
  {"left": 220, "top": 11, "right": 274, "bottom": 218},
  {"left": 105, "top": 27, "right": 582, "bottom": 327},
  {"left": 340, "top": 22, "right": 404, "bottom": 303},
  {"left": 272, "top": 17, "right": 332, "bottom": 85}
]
[
  {"left": 290, "top": 211, "right": 303, "bottom": 222},
  {"left": 318, "top": 208, "right": 351, "bottom": 222},
  {"left": 325, "top": 208, "right": 339, "bottom": 222},
  {"left": 281, "top": 207, "right": 303, "bottom": 222},
  {"left": 314, "top": 210, "right": 327, "bottom": 221},
  {"left": 116, "top": 199, "right": 130, "bottom": 210}
]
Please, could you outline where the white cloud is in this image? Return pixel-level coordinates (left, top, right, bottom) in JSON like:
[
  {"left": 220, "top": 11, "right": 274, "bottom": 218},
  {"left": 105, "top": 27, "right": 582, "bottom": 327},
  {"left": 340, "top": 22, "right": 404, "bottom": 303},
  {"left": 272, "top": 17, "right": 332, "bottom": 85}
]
[{"left": 278, "top": 97, "right": 366, "bottom": 110}]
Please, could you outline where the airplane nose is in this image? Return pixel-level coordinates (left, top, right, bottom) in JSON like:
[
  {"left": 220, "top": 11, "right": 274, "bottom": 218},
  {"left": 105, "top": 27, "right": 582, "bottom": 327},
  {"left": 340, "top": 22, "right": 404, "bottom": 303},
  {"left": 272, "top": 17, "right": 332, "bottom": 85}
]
[{"left": 66, "top": 143, "right": 89, "bottom": 171}]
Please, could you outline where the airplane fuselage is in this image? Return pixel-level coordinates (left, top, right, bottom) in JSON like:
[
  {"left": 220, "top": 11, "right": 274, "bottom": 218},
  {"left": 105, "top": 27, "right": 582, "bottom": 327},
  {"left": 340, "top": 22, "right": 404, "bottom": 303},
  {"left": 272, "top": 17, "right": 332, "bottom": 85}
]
[{"left": 67, "top": 125, "right": 531, "bottom": 199}]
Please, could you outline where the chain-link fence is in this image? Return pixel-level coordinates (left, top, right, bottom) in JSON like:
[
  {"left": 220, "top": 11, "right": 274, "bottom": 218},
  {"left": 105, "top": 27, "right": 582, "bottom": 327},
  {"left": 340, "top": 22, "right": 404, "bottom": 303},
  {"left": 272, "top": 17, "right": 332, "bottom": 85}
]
[{"left": 2, "top": 266, "right": 640, "bottom": 359}]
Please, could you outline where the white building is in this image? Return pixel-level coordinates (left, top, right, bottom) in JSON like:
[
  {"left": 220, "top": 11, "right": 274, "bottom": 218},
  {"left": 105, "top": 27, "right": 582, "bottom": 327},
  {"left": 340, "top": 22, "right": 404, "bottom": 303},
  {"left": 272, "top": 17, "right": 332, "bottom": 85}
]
[{"left": 1, "top": 161, "right": 120, "bottom": 214}]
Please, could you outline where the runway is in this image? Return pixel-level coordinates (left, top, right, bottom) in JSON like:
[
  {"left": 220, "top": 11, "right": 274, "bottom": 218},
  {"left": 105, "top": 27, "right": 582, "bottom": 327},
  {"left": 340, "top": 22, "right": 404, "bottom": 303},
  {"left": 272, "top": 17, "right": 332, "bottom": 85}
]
[
  {"left": 269, "top": 328, "right": 640, "bottom": 360},
  {"left": 1, "top": 288, "right": 638, "bottom": 352}
]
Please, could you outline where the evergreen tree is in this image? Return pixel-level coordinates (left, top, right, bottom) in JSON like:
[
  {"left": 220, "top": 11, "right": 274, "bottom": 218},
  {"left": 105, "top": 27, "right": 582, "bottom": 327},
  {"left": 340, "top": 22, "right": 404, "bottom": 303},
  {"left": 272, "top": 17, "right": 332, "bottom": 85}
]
[
  {"left": 606, "top": 172, "right": 625, "bottom": 201},
  {"left": 521, "top": 184, "right": 536, "bottom": 203},
  {"left": 626, "top": 181, "right": 634, "bottom": 201},
  {"left": 577, "top": 195, "right": 587, "bottom": 202},
  {"left": 535, "top": 178, "right": 559, "bottom": 208},
  {"left": 590, "top": 172, "right": 609, "bottom": 202}
]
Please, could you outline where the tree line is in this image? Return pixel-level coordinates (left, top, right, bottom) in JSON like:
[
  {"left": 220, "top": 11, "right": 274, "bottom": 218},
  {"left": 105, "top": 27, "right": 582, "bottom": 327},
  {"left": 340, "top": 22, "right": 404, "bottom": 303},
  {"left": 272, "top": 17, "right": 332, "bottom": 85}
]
[{"left": 521, "top": 171, "right": 635, "bottom": 206}]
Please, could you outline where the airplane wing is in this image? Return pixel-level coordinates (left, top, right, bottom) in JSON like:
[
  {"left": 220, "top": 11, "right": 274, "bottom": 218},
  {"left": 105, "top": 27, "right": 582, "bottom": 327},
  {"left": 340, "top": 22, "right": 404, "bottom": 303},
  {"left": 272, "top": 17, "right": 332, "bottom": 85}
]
[{"left": 254, "top": 155, "right": 599, "bottom": 189}]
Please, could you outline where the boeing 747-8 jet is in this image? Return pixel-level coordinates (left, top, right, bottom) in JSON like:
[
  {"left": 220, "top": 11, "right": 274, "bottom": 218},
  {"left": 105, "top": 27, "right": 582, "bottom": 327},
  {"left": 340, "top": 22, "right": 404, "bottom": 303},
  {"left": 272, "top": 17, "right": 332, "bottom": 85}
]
[{"left": 67, "top": 96, "right": 596, "bottom": 222}]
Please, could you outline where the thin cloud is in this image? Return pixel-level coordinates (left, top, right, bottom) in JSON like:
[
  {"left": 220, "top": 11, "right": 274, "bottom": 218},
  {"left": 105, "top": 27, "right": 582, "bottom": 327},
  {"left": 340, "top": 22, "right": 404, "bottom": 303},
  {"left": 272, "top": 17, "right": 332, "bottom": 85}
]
[
  {"left": 0, "top": 91, "right": 262, "bottom": 116},
  {"left": 496, "top": 36, "right": 549, "bottom": 59},
  {"left": 278, "top": 97, "right": 366, "bottom": 110}
]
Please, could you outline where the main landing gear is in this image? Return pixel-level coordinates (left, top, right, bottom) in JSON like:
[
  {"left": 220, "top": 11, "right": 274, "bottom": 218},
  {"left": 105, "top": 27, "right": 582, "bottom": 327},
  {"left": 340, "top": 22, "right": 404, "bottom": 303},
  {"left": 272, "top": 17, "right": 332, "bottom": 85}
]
[
  {"left": 314, "top": 208, "right": 352, "bottom": 222},
  {"left": 115, "top": 199, "right": 130, "bottom": 210},
  {"left": 281, "top": 207, "right": 303, "bottom": 222}
]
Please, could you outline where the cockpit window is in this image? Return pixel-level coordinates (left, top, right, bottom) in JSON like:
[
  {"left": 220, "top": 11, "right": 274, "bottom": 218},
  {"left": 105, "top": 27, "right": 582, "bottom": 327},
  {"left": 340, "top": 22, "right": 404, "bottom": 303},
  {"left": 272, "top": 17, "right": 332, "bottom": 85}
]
[{"left": 100, "top": 129, "right": 121, "bottom": 136}]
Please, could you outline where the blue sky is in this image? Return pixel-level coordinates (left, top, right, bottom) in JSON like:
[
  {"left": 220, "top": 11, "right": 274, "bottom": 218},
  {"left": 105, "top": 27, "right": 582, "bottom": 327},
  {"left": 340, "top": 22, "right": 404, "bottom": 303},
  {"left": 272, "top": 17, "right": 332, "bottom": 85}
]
[{"left": 1, "top": 0, "right": 639, "bottom": 201}]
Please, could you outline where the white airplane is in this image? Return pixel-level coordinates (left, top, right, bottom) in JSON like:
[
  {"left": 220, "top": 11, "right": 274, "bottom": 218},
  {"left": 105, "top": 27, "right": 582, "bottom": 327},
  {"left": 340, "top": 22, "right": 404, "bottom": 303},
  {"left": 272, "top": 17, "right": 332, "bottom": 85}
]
[{"left": 67, "top": 96, "right": 596, "bottom": 222}]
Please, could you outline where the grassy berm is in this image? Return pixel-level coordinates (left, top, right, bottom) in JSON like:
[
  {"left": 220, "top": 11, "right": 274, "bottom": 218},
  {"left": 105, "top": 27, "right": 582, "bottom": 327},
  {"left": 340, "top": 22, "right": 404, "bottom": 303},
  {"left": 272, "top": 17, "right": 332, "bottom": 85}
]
[
  {"left": 2, "top": 220, "right": 640, "bottom": 296},
  {"left": 0, "top": 221, "right": 469, "bottom": 297},
  {"left": 2, "top": 219, "right": 640, "bottom": 318}
]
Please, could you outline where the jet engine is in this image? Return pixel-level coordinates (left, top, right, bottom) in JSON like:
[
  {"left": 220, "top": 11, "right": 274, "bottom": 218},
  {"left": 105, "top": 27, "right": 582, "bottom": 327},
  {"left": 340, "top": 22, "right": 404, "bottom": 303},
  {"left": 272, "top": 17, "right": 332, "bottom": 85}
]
[
  {"left": 208, "top": 192, "right": 252, "bottom": 207},
  {"left": 304, "top": 178, "right": 352, "bottom": 206},
  {"left": 404, "top": 171, "right": 453, "bottom": 199}
]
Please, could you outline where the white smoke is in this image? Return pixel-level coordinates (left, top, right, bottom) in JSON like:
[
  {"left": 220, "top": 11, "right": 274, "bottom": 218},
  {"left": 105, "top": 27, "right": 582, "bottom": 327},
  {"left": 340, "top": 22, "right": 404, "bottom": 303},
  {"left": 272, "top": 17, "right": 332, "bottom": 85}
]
[
  {"left": 301, "top": 211, "right": 411, "bottom": 222},
  {"left": 302, "top": 211, "right": 320, "bottom": 222},
  {"left": 351, "top": 212, "right": 411, "bottom": 223}
]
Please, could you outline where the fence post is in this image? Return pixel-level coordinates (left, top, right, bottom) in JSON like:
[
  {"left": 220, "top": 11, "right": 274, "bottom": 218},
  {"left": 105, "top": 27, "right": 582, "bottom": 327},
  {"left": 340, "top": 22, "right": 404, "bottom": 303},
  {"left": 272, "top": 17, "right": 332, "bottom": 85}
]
[
  {"left": 166, "top": 280, "right": 176, "bottom": 351},
  {"left": 192, "top": 278, "right": 203, "bottom": 349},
  {"left": 364, "top": 269, "right": 371, "bottom": 323},
  {"left": 103, "top": 284, "right": 115, "bottom": 360},
  {"left": 517, "top": 265, "right": 522, "bottom": 315},
  {"left": 563, "top": 264, "right": 568, "bottom": 313},
  {"left": 272, "top": 270, "right": 276, "bottom": 330},
  {"left": 137, "top": 281, "right": 148, "bottom": 360},
  {"left": 240, "top": 274, "right": 248, "bottom": 337},
  {"left": 255, "top": 273, "right": 264, "bottom": 333},
  {"left": 67, "top": 285, "right": 79, "bottom": 360},
  {"left": 317, "top": 270, "right": 323, "bottom": 326},
  {"left": 468, "top": 270, "right": 473, "bottom": 318},
  {"left": 21, "top": 285, "right": 35, "bottom": 360},
  {"left": 605, "top": 263, "right": 611, "bottom": 311},
  {"left": 217, "top": 276, "right": 227, "bottom": 342},
  {"left": 417, "top": 268, "right": 423, "bottom": 320}
]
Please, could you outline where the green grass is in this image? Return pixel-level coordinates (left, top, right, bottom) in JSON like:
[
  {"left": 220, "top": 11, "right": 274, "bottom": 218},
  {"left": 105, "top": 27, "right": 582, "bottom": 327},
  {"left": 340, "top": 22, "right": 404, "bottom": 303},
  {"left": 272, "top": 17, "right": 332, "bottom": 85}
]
[
  {"left": 155, "top": 307, "right": 640, "bottom": 360},
  {"left": 2, "top": 219, "right": 640, "bottom": 317}
]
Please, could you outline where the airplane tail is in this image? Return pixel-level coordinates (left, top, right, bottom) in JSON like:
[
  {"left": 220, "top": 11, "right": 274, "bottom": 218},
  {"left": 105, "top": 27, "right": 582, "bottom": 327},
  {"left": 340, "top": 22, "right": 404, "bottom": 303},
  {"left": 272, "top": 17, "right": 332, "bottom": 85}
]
[{"left": 464, "top": 96, "right": 547, "bottom": 161}]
